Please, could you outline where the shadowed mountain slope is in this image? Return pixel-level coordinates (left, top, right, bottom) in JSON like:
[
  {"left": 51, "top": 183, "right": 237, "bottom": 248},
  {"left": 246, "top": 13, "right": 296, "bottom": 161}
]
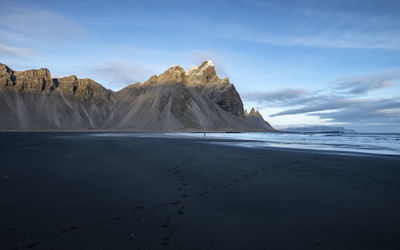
[{"left": 0, "top": 61, "right": 274, "bottom": 131}]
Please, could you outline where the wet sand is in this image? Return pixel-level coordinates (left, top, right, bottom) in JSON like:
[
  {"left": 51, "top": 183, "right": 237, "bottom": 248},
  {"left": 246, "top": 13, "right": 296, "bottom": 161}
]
[{"left": 0, "top": 132, "right": 399, "bottom": 249}]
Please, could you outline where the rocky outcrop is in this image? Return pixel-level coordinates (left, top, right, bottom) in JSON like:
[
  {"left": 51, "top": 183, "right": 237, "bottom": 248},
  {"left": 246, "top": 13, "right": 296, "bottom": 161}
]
[
  {"left": 0, "top": 61, "right": 274, "bottom": 131},
  {"left": 1, "top": 64, "right": 55, "bottom": 93},
  {"left": 56, "top": 76, "right": 112, "bottom": 105},
  {"left": 245, "top": 108, "right": 273, "bottom": 129}
]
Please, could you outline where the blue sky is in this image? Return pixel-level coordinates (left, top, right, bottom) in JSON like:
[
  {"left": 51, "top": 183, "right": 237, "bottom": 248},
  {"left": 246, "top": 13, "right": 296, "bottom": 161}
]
[{"left": 1, "top": 0, "right": 400, "bottom": 132}]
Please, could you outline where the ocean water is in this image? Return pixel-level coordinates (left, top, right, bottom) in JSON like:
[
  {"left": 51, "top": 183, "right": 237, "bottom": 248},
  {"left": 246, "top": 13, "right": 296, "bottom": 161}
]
[
  {"left": 170, "top": 132, "right": 400, "bottom": 156},
  {"left": 90, "top": 132, "right": 400, "bottom": 156}
]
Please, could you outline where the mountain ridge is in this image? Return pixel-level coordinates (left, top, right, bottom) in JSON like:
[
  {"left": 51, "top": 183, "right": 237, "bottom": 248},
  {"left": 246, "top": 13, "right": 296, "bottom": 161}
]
[
  {"left": 282, "top": 125, "right": 357, "bottom": 133},
  {"left": 0, "top": 61, "right": 274, "bottom": 131}
]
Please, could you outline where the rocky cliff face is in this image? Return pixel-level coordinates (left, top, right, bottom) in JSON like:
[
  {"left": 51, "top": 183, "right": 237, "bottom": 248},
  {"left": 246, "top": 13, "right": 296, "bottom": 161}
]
[
  {"left": 0, "top": 61, "right": 274, "bottom": 131},
  {"left": 1, "top": 64, "right": 54, "bottom": 93},
  {"left": 185, "top": 60, "right": 245, "bottom": 118}
]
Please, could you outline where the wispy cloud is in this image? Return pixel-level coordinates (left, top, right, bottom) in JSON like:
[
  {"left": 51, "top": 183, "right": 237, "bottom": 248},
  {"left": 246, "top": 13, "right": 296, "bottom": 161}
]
[
  {"left": 219, "top": 5, "right": 400, "bottom": 49},
  {"left": 334, "top": 68, "right": 400, "bottom": 94},
  {"left": 269, "top": 95, "right": 400, "bottom": 125},
  {"left": 244, "top": 89, "right": 308, "bottom": 104},
  {"left": 269, "top": 97, "right": 367, "bottom": 117},
  {"left": 0, "top": 3, "right": 86, "bottom": 64},
  {"left": 246, "top": 68, "right": 400, "bottom": 126},
  {"left": 312, "top": 98, "right": 400, "bottom": 124},
  {"left": 0, "top": 43, "right": 32, "bottom": 57},
  {"left": 0, "top": 7, "right": 84, "bottom": 41}
]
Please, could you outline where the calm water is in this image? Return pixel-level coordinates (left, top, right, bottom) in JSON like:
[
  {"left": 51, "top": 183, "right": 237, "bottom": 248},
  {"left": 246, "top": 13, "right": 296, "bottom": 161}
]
[{"left": 91, "top": 132, "right": 400, "bottom": 156}]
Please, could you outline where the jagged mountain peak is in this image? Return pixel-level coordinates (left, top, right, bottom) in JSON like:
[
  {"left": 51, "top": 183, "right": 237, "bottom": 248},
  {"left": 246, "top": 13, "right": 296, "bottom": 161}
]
[
  {"left": 138, "top": 60, "right": 226, "bottom": 87},
  {"left": 144, "top": 64, "right": 186, "bottom": 85},
  {"left": 198, "top": 60, "right": 214, "bottom": 69},
  {"left": 246, "top": 108, "right": 263, "bottom": 118},
  {"left": 245, "top": 107, "right": 271, "bottom": 129},
  {"left": 186, "top": 65, "right": 198, "bottom": 74},
  {"left": 185, "top": 60, "right": 226, "bottom": 87}
]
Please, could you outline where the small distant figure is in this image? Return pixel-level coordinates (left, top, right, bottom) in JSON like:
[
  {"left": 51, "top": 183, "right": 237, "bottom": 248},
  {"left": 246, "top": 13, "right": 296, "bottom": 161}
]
[{"left": 204, "top": 133, "right": 206, "bottom": 136}]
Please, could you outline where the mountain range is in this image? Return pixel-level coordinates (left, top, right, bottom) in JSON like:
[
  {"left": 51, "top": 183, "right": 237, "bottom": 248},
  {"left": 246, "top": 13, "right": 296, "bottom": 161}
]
[
  {"left": 282, "top": 125, "right": 357, "bottom": 133},
  {"left": 0, "top": 60, "right": 274, "bottom": 131}
]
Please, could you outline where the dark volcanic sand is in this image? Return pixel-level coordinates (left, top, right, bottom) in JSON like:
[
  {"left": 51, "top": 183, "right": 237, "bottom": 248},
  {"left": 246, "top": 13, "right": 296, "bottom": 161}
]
[{"left": 0, "top": 132, "right": 399, "bottom": 250}]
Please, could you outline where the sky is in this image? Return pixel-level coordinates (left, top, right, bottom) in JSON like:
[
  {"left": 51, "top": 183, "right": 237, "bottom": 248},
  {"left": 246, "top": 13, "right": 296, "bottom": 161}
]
[{"left": 1, "top": 0, "right": 399, "bottom": 132}]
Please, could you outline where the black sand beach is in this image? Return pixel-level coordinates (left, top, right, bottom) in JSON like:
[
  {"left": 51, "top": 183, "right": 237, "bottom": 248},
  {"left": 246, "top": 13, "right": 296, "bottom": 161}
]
[{"left": 1, "top": 132, "right": 400, "bottom": 249}]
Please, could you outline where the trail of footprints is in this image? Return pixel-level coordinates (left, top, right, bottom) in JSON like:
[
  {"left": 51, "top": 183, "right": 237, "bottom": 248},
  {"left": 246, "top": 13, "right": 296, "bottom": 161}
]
[
  {"left": 159, "top": 144, "right": 207, "bottom": 246},
  {"left": 159, "top": 146, "right": 282, "bottom": 247},
  {"left": 13, "top": 144, "right": 279, "bottom": 249},
  {"left": 14, "top": 146, "right": 206, "bottom": 249}
]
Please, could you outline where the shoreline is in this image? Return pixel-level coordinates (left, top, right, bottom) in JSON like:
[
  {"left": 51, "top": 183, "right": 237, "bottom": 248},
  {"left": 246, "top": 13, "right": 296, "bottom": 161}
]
[
  {"left": 0, "top": 129, "right": 279, "bottom": 133},
  {"left": 1, "top": 133, "right": 399, "bottom": 249},
  {"left": 1, "top": 130, "right": 399, "bottom": 156}
]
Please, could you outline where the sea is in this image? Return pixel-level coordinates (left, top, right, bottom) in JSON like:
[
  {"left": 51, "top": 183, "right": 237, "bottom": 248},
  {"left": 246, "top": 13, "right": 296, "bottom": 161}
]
[{"left": 92, "top": 132, "right": 400, "bottom": 156}]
